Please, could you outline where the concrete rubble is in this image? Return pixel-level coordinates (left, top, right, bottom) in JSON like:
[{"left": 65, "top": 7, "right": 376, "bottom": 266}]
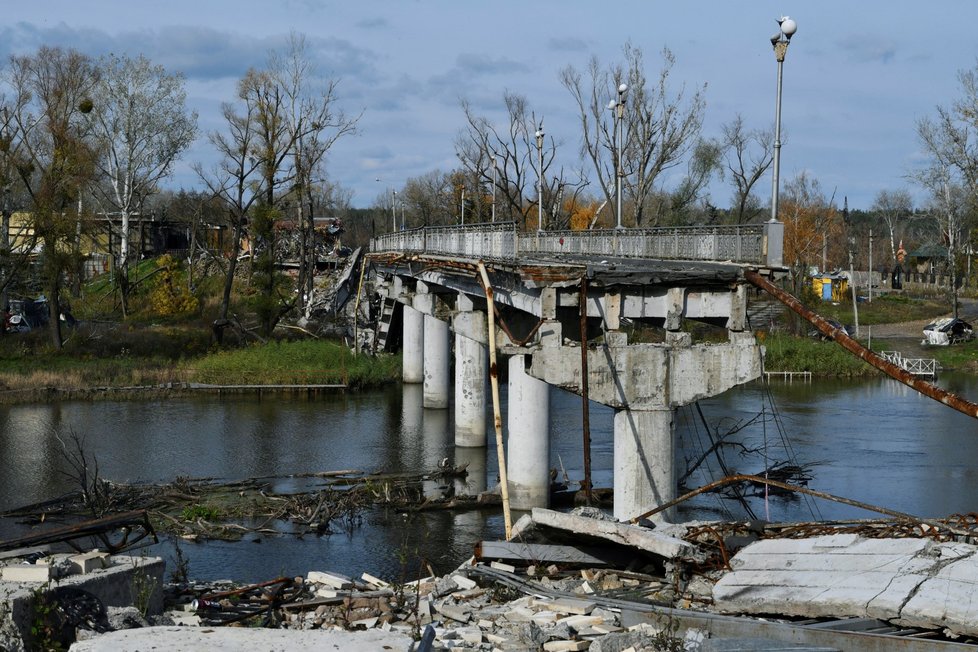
[
  {"left": 3, "top": 508, "right": 978, "bottom": 651},
  {"left": 713, "top": 533, "right": 978, "bottom": 639}
]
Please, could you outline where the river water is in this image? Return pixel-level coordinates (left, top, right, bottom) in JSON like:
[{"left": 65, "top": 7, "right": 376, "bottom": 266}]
[{"left": 1, "top": 372, "right": 977, "bottom": 583}]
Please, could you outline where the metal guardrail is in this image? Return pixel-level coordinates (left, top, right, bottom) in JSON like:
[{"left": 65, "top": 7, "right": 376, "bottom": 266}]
[
  {"left": 370, "top": 221, "right": 784, "bottom": 268},
  {"left": 880, "top": 351, "right": 939, "bottom": 378}
]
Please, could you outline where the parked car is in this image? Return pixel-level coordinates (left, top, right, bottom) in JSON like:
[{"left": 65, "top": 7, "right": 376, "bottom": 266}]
[
  {"left": 922, "top": 317, "right": 974, "bottom": 346},
  {"left": 811, "top": 319, "right": 852, "bottom": 340}
]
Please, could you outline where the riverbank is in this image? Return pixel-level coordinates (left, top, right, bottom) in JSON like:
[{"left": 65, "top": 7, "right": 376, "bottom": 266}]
[{"left": 0, "top": 336, "right": 401, "bottom": 404}]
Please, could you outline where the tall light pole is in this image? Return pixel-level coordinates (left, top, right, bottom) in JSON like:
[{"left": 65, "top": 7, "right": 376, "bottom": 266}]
[
  {"left": 769, "top": 15, "right": 797, "bottom": 223},
  {"left": 608, "top": 83, "right": 628, "bottom": 229},
  {"left": 491, "top": 156, "right": 498, "bottom": 223},
  {"left": 535, "top": 123, "right": 544, "bottom": 232},
  {"left": 391, "top": 189, "right": 398, "bottom": 231}
]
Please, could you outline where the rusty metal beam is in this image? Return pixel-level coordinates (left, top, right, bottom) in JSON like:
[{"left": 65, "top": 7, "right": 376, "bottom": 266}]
[
  {"left": 745, "top": 269, "right": 978, "bottom": 419},
  {"left": 0, "top": 510, "right": 157, "bottom": 554}
]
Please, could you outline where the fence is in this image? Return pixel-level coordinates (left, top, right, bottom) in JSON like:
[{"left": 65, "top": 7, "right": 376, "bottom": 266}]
[
  {"left": 370, "top": 221, "right": 784, "bottom": 268},
  {"left": 879, "top": 350, "right": 939, "bottom": 378}
]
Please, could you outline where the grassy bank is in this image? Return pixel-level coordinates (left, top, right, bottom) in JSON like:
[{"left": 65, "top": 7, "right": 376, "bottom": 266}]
[
  {"left": 184, "top": 340, "right": 401, "bottom": 389},
  {"left": 0, "top": 333, "right": 400, "bottom": 399},
  {"left": 761, "top": 332, "right": 876, "bottom": 376}
]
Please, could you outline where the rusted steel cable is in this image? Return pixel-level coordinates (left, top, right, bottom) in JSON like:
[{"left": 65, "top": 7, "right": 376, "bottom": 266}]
[
  {"left": 631, "top": 473, "right": 975, "bottom": 538},
  {"left": 745, "top": 269, "right": 978, "bottom": 419}
]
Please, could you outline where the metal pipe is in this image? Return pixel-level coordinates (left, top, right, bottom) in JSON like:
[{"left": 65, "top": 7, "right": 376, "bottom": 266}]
[
  {"left": 745, "top": 269, "right": 978, "bottom": 419},
  {"left": 477, "top": 262, "right": 513, "bottom": 539},
  {"left": 579, "top": 276, "right": 593, "bottom": 504}
]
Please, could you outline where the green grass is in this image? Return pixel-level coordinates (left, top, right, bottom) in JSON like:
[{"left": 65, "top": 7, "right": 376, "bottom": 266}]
[
  {"left": 815, "top": 293, "right": 949, "bottom": 326},
  {"left": 761, "top": 332, "right": 876, "bottom": 376},
  {"left": 184, "top": 340, "right": 401, "bottom": 388}
]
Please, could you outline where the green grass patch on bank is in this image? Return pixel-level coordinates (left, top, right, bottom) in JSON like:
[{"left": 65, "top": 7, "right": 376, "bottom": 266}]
[
  {"left": 815, "top": 293, "right": 949, "bottom": 326},
  {"left": 184, "top": 339, "right": 400, "bottom": 388},
  {"left": 761, "top": 332, "right": 875, "bottom": 376}
]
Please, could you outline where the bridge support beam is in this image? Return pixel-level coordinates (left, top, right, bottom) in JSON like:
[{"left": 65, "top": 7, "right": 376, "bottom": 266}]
[
  {"left": 454, "top": 310, "right": 487, "bottom": 446},
  {"left": 507, "top": 354, "right": 550, "bottom": 510},
  {"left": 528, "top": 331, "right": 761, "bottom": 522},
  {"left": 422, "top": 314, "right": 451, "bottom": 409},
  {"left": 402, "top": 304, "right": 424, "bottom": 384}
]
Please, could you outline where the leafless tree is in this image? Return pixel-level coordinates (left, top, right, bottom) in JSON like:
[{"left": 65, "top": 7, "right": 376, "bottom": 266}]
[
  {"left": 456, "top": 93, "right": 582, "bottom": 230},
  {"left": 869, "top": 189, "right": 914, "bottom": 264},
  {"left": 721, "top": 114, "right": 774, "bottom": 224},
  {"left": 272, "top": 33, "right": 360, "bottom": 308},
  {"left": 561, "top": 44, "right": 707, "bottom": 227},
  {"left": 90, "top": 53, "right": 197, "bottom": 316}
]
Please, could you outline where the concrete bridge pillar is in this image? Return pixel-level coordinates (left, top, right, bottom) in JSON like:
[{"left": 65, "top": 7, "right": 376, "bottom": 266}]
[
  {"left": 614, "top": 408, "right": 675, "bottom": 523},
  {"left": 507, "top": 354, "right": 550, "bottom": 510},
  {"left": 402, "top": 304, "right": 424, "bottom": 384},
  {"left": 422, "top": 314, "right": 451, "bottom": 409},
  {"left": 454, "top": 310, "right": 487, "bottom": 447}
]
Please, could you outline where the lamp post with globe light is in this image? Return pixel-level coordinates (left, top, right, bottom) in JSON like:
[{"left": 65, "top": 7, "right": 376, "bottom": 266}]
[
  {"left": 607, "top": 83, "right": 628, "bottom": 229},
  {"left": 535, "top": 124, "right": 544, "bottom": 231},
  {"left": 770, "top": 16, "right": 797, "bottom": 223}
]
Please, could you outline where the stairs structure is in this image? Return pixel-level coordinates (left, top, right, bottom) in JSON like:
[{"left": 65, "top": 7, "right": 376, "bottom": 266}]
[{"left": 372, "top": 297, "right": 397, "bottom": 354}]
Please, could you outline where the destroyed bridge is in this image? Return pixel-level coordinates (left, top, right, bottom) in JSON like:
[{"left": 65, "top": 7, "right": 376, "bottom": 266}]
[{"left": 367, "top": 221, "right": 784, "bottom": 523}]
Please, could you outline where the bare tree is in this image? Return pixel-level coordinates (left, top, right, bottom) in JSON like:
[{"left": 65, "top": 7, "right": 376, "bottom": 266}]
[
  {"left": 721, "top": 114, "right": 774, "bottom": 224},
  {"left": 869, "top": 189, "right": 913, "bottom": 264},
  {"left": 6, "top": 47, "right": 99, "bottom": 349},
  {"left": 194, "top": 77, "right": 263, "bottom": 342},
  {"left": 456, "top": 93, "right": 582, "bottom": 230},
  {"left": 272, "top": 33, "right": 360, "bottom": 309},
  {"left": 561, "top": 44, "right": 706, "bottom": 226},
  {"left": 90, "top": 53, "right": 197, "bottom": 317}
]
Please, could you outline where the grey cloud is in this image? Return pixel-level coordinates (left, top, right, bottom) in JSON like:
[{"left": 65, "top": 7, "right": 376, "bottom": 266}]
[
  {"left": 0, "top": 21, "right": 383, "bottom": 85},
  {"left": 548, "top": 36, "right": 588, "bottom": 53},
  {"left": 837, "top": 35, "right": 898, "bottom": 65}
]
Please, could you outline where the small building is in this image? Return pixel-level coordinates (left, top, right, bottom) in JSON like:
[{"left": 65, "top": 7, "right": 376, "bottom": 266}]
[
  {"left": 909, "top": 243, "right": 947, "bottom": 274},
  {"left": 811, "top": 271, "right": 849, "bottom": 302}
]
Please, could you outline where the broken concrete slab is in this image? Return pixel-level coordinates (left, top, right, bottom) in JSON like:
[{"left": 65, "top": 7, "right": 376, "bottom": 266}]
[
  {"left": 712, "top": 535, "right": 978, "bottom": 638},
  {"left": 529, "top": 507, "right": 701, "bottom": 560}
]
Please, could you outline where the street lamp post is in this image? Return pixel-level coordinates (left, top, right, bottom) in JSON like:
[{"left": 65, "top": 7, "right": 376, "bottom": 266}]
[
  {"left": 769, "top": 16, "right": 797, "bottom": 223},
  {"left": 608, "top": 83, "right": 628, "bottom": 229},
  {"left": 535, "top": 124, "right": 544, "bottom": 231},
  {"left": 391, "top": 189, "right": 398, "bottom": 231},
  {"left": 491, "top": 157, "right": 498, "bottom": 223}
]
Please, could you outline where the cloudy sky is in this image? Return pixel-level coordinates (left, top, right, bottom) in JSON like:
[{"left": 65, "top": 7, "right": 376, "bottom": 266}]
[{"left": 4, "top": 1, "right": 977, "bottom": 211}]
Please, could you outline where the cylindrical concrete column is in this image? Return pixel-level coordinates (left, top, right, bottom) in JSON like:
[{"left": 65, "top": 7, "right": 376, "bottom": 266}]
[
  {"left": 422, "top": 314, "right": 451, "bottom": 409},
  {"left": 454, "top": 312, "right": 487, "bottom": 447},
  {"left": 613, "top": 408, "right": 675, "bottom": 522},
  {"left": 507, "top": 355, "right": 550, "bottom": 510},
  {"left": 402, "top": 305, "right": 424, "bottom": 384}
]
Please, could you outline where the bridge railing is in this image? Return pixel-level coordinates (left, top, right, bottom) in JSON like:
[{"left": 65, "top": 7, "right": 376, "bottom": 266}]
[{"left": 370, "top": 221, "right": 783, "bottom": 267}]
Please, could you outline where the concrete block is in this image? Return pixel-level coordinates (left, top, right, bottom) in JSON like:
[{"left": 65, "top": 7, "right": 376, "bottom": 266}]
[
  {"left": 458, "top": 626, "right": 483, "bottom": 644},
  {"left": 69, "top": 551, "right": 110, "bottom": 575},
  {"left": 546, "top": 598, "right": 596, "bottom": 615},
  {"left": 1, "top": 564, "right": 51, "bottom": 582},
  {"left": 361, "top": 572, "right": 390, "bottom": 588},
  {"left": 543, "top": 641, "right": 590, "bottom": 651},
  {"left": 451, "top": 574, "right": 477, "bottom": 590},
  {"left": 307, "top": 570, "right": 353, "bottom": 589},
  {"left": 490, "top": 561, "right": 516, "bottom": 573},
  {"left": 558, "top": 614, "right": 605, "bottom": 630},
  {"left": 436, "top": 603, "right": 471, "bottom": 623},
  {"left": 531, "top": 610, "right": 558, "bottom": 626}
]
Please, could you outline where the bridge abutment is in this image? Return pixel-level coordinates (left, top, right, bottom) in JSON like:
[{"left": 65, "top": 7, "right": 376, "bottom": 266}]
[{"left": 507, "top": 354, "right": 551, "bottom": 510}]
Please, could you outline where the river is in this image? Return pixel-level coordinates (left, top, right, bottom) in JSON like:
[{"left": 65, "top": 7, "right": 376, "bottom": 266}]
[{"left": 1, "top": 372, "right": 976, "bottom": 583}]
